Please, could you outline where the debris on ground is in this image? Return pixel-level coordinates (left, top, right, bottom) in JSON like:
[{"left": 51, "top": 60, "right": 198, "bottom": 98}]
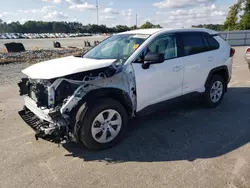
[
  {"left": 84, "top": 41, "right": 91, "bottom": 47},
  {"left": 4, "top": 42, "right": 26, "bottom": 53},
  {"left": 53, "top": 41, "right": 61, "bottom": 48},
  {"left": 0, "top": 48, "right": 86, "bottom": 64}
]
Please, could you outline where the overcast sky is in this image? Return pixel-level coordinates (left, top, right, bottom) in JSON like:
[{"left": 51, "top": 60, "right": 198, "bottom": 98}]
[{"left": 0, "top": 0, "right": 236, "bottom": 27}]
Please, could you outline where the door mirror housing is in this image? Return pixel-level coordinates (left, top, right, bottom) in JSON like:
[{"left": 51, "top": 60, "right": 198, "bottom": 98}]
[{"left": 142, "top": 52, "right": 165, "bottom": 69}]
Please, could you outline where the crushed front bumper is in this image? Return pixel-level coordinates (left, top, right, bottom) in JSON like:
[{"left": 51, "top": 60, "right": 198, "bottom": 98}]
[
  {"left": 18, "top": 78, "right": 74, "bottom": 143},
  {"left": 24, "top": 96, "right": 53, "bottom": 123},
  {"left": 19, "top": 108, "right": 50, "bottom": 140},
  {"left": 20, "top": 95, "right": 70, "bottom": 143}
]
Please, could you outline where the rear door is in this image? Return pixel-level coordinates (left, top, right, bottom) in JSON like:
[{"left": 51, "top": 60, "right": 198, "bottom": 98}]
[{"left": 178, "top": 32, "right": 220, "bottom": 94}]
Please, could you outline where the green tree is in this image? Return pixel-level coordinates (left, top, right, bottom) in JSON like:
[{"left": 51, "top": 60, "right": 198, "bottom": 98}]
[
  {"left": 223, "top": 2, "right": 241, "bottom": 30},
  {"left": 140, "top": 21, "right": 162, "bottom": 29},
  {"left": 115, "top": 25, "right": 130, "bottom": 32},
  {"left": 192, "top": 24, "right": 224, "bottom": 31},
  {"left": 0, "top": 20, "right": 159, "bottom": 34},
  {"left": 140, "top": 21, "right": 154, "bottom": 29},
  {"left": 52, "top": 22, "right": 67, "bottom": 33},
  {"left": 239, "top": 0, "right": 250, "bottom": 30},
  {"left": 130, "top": 25, "right": 137, "bottom": 30}
]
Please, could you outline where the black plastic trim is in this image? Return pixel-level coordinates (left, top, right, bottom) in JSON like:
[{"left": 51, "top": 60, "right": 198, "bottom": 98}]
[
  {"left": 205, "top": 65, "right": 230, "bottom": 88},
  {"left": 18, "top": 78, "right": 29, "bottom": 96},
  {"left": 79, "top": 88, "right": 134, "bottom": 117}
]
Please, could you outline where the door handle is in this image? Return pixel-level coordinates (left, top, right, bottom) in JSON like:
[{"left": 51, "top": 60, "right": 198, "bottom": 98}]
[
  {"left": 208, "top": 57, "right": 213, "bottom": 61},
  {"left": 173, "top": 65, "right": 182, "bottom": 72}
]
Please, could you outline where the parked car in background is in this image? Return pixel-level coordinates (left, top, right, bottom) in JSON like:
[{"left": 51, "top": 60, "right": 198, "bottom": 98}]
[
  {"left": 0, "top": 32, "right": 97, "bottom": 39},
  {"left": 18, "top": 33, "right": 25, "bottom": 39},
  {"left": 245, "top": 47, "right": 250, "bottom": 69},
  {"left": 11, "top": 33, "right": 19, "bottom": 39},
  {"left": 2, "top": 34, "right": 8, "bottom": 39},
  {"left": 18, "top": 28, "right": 234, "bottom": 150}
]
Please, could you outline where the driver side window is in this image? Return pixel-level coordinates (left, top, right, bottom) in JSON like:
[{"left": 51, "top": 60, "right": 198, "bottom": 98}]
[{"left": 135, "top": 34, "right": 178, "bottom": 63}]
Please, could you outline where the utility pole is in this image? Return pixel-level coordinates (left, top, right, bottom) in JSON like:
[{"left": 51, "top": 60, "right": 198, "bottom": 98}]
[
  {"left": 136, "top": 13, "right": 138, "bottom": 28},
  {"left": 96, "top": 0, "right": 99, "bottom": 25}
]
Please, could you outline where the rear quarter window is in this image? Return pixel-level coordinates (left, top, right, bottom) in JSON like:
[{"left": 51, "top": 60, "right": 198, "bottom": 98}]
[
  {"left": 203, "top": 33, "right": 220, "bottom": 50},
  {"left": 179, "top": 32, "right": 208, "bottom": 56}
]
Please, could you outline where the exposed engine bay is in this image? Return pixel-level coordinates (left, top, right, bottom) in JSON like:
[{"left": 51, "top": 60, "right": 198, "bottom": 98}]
[{"left": 18, "top": 58, "right": 137, "bottom": 143}]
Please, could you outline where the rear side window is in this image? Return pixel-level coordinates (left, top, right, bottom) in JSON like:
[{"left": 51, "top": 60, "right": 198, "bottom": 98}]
[
  {"left": 180, "top": 32, "right": 208, "bottom": 56},
  {"left": 203, "top": 33, "right": 220, "bottom": 50}
]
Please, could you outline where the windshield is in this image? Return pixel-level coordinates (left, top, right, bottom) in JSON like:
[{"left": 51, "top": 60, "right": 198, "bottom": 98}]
[{"left": 83, "top": 34, "right": 150, "bottom": 60}]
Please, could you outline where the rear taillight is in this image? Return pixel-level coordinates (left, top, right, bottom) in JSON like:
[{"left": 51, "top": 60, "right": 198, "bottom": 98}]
[
  {"left": 246, "top": 48, "right": 250, "bottom": 53},
  {"left": 230, "top": 48, "right": 235, "bottom": 57}
]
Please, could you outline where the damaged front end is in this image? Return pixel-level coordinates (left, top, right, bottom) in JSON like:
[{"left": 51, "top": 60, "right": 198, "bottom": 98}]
[
  {"left": 18, "top": 76, "right": 70, "bottom": 142},
  {"left": 18, "top": 60, "right": 137, "bottom": 143}
]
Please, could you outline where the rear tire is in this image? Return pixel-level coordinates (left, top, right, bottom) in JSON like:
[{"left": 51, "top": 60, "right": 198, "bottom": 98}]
[
  {"left": 76, "top": 98, "right": 128, "bottom": 150},
  {"left": 203, "top": 75, "right": 226, "bottom": 108}
]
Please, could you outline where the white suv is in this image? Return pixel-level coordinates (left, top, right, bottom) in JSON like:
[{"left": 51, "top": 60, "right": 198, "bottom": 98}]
[{"left": 18, "top": 28, "right": 234, "bottom": 150}]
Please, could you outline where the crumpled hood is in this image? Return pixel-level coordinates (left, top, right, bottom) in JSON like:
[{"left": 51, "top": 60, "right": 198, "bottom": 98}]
[{"left": 22, "top": 56, "right": 116, "bottom": 79}]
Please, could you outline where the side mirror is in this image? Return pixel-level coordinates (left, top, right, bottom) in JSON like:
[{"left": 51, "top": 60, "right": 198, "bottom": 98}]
[{"left": 142, "top": 52, "right": 165, "bottom": 69}]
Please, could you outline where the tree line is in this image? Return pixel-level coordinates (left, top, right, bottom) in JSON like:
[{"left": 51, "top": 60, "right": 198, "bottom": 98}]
[
  {"left": 192, "top": 0, "right": 250, "bottom": 31},
  {"left": 0, "top": 19, "right": 161, "bottom": 34},
  {"left": 192, "top": 24, "right": 224, "bottom": 31}
]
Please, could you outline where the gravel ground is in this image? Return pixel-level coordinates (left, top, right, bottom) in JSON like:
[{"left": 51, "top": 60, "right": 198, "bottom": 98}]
[
  {"left": 0, "top": 49, "right": 84, "bottom": 60},
  {"left": 0, "top": 46, "right": 250, "bottom": 188},
  {"left": 0, "top": 48, "right": 85, "bottom": 64},
  {"left": 0, "top": 48, "right": 86, "bottom": 86},
  {"left": 0, "top": 62, "right": 30, "bottom": 86}
]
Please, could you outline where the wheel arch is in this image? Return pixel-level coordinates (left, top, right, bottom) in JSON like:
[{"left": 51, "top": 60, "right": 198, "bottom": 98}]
[
  {"left": 78, "top": 88, "right": 134, "bottom": 117},
  {"left": 71, "top": 88, "right": 133, "bottom": 143},
  {"left": 205, "top": 65, "right": 229, "bottom": 91}
]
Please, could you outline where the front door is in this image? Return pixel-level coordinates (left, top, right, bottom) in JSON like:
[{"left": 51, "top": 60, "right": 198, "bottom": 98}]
[{"left": 132, "top": 34, "right": 184, "bottom": 112}]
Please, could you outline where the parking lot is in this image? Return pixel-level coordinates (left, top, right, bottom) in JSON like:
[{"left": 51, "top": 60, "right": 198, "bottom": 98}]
[
  {"left": 0, "top": 36, "right": 107, "bottom": 52},
  {"left": 0, "top": 46, "right": 250, "bottom": 188}
]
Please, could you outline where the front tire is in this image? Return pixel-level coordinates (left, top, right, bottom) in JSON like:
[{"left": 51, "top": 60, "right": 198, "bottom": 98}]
[
  {"left": 204, "top": 75, "right": 226, "bottom": 108},
  {"left": 76, "top": 98, "right": 128, "bottom": 150}
]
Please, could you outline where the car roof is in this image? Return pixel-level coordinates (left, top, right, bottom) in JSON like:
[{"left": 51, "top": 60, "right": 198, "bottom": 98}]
[
  {"left": 117, "top": 28, "right": 163, "bottom": 35},
  {"left": 117, "top": 28, "right": 218, "bottom": 35}
]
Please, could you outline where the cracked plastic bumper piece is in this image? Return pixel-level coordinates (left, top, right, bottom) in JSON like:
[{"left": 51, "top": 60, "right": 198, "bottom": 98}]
[
  {"left": 21, "top": 96, "right": 69, "bottom": 142},
  {"left": 24, "top": 96, "right": 53, "bottom": 123}
]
